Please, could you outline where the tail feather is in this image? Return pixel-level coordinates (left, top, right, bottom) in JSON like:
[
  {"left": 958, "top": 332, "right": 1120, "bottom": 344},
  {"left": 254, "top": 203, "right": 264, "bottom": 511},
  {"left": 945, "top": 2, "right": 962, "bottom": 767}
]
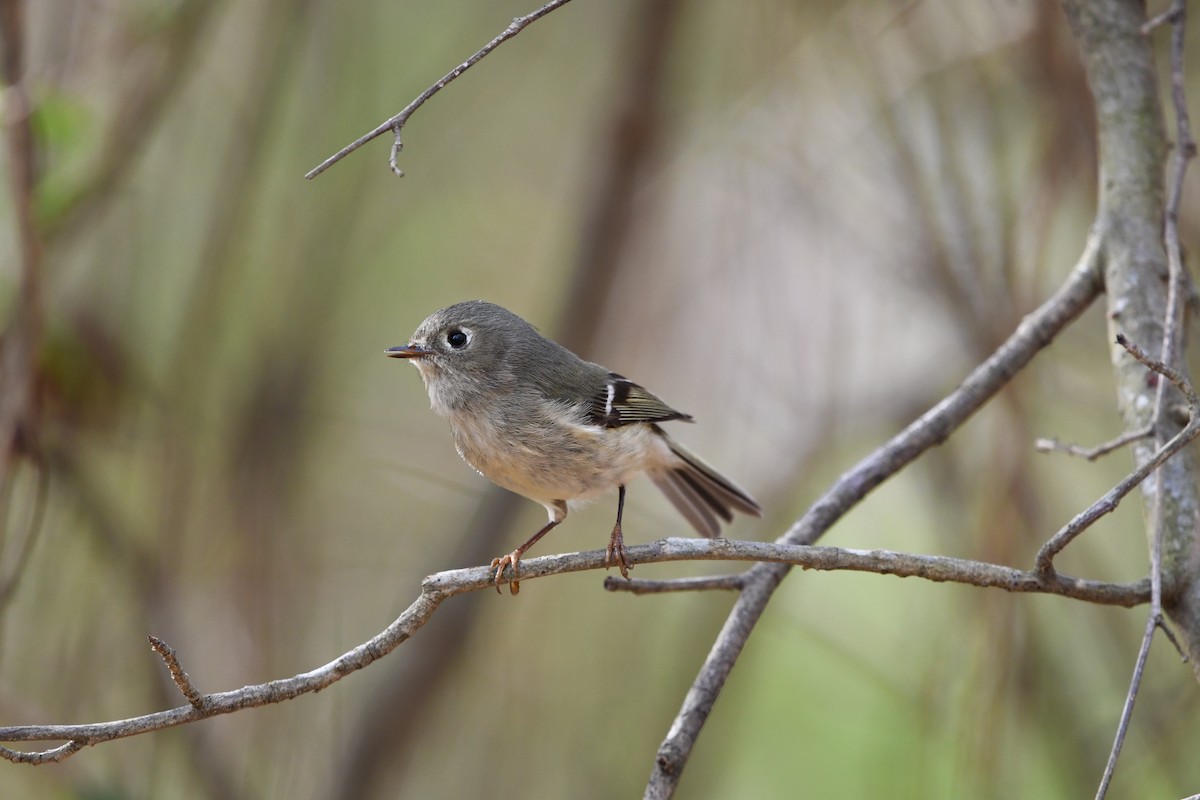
[
  {"left": 675, "top": 468, "right": 734, "bottom": 524},
  {"left": 650, "top": 471, "right": 721, "bottom": 538},
  {"left": 650, "top": 430, "right": 762, "bottom": 538}
]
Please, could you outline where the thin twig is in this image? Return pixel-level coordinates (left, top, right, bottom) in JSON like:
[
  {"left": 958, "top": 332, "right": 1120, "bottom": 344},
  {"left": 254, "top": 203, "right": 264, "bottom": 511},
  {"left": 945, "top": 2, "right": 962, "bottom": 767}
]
[
  {"left": 0, "top": 456, "right": 47, "bottom": 609},
  {"left": 1035, "top": 334, "right": 1200, "bottom": 578},
  {"left": 304, "top": 0, "right": 576, "bottom": 179},
  {"left": 0, "top": 534, "right": 1147, "bottom": 763},
  {"left": 0, "top": 740, "right": 83, "bottom": 765},
  {"left": 1118, "top": 334, "right": 1199, "bottom": 406},
  {"left": 148, "top": 635, "right": 206, "bottom": 710},
  {"left": 605, "top": 574, "right": 746, "bottom": 594},
  {"left": 1034, "top": 412, "right": 1200, "bottom": 575},
  {"left": 1035, "top": 428, "right": 1153, "bottom": 460},
  {"left": 1157, "top": 617, "right": 1188, "bottom": 661},
  {"left": 1096, "top": 612, "right": 1159, "bottom": 798}
]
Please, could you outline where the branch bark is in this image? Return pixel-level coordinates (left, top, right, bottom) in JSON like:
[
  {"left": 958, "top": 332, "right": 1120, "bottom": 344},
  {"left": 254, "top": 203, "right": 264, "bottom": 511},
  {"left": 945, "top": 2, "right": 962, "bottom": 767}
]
[
  {"left": 0, "top": 535, "right": 1147, "bottom": 763},
  {"left": 1061, "top": 0, "right": 1200, "bottom": 673}
]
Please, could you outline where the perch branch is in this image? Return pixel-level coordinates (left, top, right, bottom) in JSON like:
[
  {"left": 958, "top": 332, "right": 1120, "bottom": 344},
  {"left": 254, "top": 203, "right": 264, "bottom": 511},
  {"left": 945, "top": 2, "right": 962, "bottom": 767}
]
[
  {"left": 605, "top": 574, "right": 746, "bottom": 594},
  {"left": 304, "top": 0, "right": 576, "bottom": 179},
  {"left": 0, "top": 535, "right": 1147, "bottom": 764}
]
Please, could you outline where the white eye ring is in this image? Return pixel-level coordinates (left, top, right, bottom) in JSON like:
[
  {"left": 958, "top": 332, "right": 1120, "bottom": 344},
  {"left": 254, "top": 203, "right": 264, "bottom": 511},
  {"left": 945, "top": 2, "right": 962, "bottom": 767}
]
[{"left": 445, "top": 328, "right": 471, "bottom": 349}]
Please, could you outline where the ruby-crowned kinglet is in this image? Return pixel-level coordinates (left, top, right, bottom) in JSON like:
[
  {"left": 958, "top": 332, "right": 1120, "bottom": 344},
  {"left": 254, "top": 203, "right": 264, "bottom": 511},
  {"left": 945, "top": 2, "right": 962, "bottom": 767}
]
[{"left": 387, "top": 300, "right": 762, "bottom": 593}]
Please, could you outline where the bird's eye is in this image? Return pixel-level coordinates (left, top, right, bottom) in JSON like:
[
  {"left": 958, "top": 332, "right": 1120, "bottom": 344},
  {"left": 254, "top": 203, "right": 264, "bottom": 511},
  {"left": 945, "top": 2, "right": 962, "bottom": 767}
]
[{"left": 446, "top": 329, "right": 469, "bottom": 349}]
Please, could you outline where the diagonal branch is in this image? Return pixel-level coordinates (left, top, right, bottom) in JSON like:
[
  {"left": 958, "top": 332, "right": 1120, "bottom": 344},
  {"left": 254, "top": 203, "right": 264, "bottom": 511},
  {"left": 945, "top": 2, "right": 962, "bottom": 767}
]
[
  {"left": 304, "top": 0, "right": 576, "bottom": 179},
  {"left": 646, "top": 246, "right": 1103, "bottom": 797}
]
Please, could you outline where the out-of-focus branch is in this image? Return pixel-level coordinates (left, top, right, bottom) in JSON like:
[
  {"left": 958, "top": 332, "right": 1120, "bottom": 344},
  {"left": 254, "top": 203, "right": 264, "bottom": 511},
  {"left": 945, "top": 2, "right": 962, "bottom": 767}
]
[
  {"left": 41, "top": 0, "right": 219, "bottom": 239},
  {"left": 645, "top": 245, "right": 1103, "bottom": 798},
  {"left": 304, "top": 0, "right": 577, "bottom": 179},
  {"left": 555, "top": 0, "right": 681, "bottom": 353},
  {"left": 1035, "top": 428, "right": 1153, "bottom": 460},
  {"left": 0, "top": 0, "right": 46, "bottom": 642},
  {"left": 0, "top": 535, "right": 1149, "bottom": 765},
  {"left": 325, "top": 488, "right": 524, "bottom": 800},
  {"left": 0, "top": 458, "right": 47, "bottom": 610},
  {"left": 0, "top": 0, "right": 44, "bottom": 491},
  {"left": 328, "top": 5, "right": 682, "bottom": 792}
]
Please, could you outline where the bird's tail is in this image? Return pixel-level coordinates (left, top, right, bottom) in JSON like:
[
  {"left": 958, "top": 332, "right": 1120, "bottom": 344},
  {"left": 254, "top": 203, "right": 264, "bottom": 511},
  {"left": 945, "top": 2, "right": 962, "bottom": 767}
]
[{"left": 649, "top": 432, "right": 762, "bottom": 538}]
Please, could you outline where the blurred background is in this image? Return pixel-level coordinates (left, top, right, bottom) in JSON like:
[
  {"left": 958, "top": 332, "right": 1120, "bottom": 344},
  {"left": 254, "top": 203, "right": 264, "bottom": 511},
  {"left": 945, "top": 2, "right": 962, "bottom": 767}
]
[{"left": 1, "top": 0, "right": 1199, "bottom": 797}]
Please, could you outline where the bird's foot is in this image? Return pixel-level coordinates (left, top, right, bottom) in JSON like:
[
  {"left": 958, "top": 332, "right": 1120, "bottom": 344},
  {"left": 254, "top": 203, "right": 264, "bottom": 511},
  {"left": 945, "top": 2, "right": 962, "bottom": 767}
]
[
  {"left": 605, "top": 523, "right": 631, "bottom": 580},
  {"left": 490, "top": 551, "right": 521, "bottom": 595}
]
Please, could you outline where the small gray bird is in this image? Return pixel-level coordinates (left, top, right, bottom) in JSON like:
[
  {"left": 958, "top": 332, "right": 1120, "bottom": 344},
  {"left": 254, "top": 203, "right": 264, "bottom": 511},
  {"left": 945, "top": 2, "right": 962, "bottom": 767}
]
[{"left": 387, "top": 300, "right": 762, "bottom": 593}]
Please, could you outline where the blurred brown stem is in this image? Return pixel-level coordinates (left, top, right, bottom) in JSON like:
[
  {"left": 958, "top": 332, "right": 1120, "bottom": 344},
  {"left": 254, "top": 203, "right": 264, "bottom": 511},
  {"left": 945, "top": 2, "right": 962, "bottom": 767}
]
[
  {"left": 0, "top": 0, "right": 44, "bottom": 493},
  {"left": 327, "top": 2, "right": 682, "bottom": 794}
]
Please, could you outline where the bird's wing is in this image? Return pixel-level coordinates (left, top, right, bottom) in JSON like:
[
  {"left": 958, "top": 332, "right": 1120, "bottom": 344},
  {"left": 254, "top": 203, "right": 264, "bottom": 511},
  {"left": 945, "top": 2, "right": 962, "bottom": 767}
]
[{"left": 586, "top": 373, "right": 693, "bottom": 428}]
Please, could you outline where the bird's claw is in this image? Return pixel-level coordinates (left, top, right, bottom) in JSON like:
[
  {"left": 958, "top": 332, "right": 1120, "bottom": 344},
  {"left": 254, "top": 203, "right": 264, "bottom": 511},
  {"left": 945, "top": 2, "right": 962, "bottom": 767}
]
[
  {"left": 605, "top": 524, "right": 631, "bottom": 580},
  {"left": 490, "top": 551, "right": 521, "bottom": 595}
]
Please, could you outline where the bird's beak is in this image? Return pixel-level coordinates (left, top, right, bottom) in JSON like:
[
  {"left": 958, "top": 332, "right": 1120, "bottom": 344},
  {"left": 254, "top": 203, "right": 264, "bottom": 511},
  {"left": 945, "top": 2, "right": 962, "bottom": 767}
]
[{"left": 386, "top": 344, "right": 432, "bottom": 359}]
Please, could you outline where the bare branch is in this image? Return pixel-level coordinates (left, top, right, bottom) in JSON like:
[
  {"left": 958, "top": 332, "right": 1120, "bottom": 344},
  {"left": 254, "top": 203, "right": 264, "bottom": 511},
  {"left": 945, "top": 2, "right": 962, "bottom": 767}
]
[
  {"left": 0, "top": 740, "right": 82, "bottom": 765},
  {"left": 304, "top": 0, "right": 577, "bottom": 180},
  {"left": 1117, "top": 333, "right": 1198, "bottom": 405},
  {"left": 148, "top": 636, "right": 206, "bottom": 710},
  {"left": 1035, "top": 428, "right": 1153, "bottom": 460},
  {"left": 1096, "top": 612, "right": 1160, "bottom": 799},
  {"left": 646, "top": 252, "right": 1104, "bottom": 797},
  {"left": 0, "top": 533, "right": 1148, "bottom": 764},
  {"left": 1097, "top": 3, "right": 1195, "bottom": 796},
  {"left": 1032, "top": 340, "right": 1200, "bottom": 578},
  {"left": 1158, "top": 617, "right": 1188, "bottom": 661},
  {"left": 605, "top": 574, "right": 746, "bottom": 594}
]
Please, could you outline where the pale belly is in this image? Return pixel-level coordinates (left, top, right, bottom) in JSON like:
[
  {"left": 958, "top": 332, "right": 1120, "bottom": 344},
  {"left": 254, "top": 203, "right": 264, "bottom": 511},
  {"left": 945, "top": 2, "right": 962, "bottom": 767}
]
[{"left": 446, "top": 404, "right": 673, "bottom": 508}]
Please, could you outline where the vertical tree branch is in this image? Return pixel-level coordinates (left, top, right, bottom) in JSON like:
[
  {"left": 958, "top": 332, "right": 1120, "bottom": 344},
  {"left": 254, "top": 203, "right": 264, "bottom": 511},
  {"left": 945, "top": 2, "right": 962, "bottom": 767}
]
[
  {"left": 554, "top": 0, "right": 682, "bottom": 354},
  {"left": 1061, "top": 0, "right": 1200, "bottom": 673},
  {"left": 0, "top": 0, "right": 43, "bottom": 491}
]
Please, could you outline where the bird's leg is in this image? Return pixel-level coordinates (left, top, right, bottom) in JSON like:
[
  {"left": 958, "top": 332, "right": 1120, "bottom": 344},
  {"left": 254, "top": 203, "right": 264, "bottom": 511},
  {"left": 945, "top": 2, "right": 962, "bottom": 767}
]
[
  {"left": 605, "top": 484, "right": 631, "bottom": 579},
  {"left": 491, "top": 509, "right": 563, "bottom": 595}
]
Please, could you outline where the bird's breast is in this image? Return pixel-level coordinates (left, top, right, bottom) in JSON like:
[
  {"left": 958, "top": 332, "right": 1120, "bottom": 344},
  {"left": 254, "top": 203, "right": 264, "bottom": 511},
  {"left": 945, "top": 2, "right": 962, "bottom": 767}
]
[{"left": 444, "top": 399, "right": 671, "bottom": 505}]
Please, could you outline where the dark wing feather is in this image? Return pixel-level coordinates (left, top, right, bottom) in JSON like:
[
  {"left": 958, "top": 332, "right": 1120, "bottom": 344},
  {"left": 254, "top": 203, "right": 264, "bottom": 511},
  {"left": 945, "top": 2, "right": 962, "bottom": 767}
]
[{"left": 587, "top": 373, "right": 693, "bottom": 428}]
